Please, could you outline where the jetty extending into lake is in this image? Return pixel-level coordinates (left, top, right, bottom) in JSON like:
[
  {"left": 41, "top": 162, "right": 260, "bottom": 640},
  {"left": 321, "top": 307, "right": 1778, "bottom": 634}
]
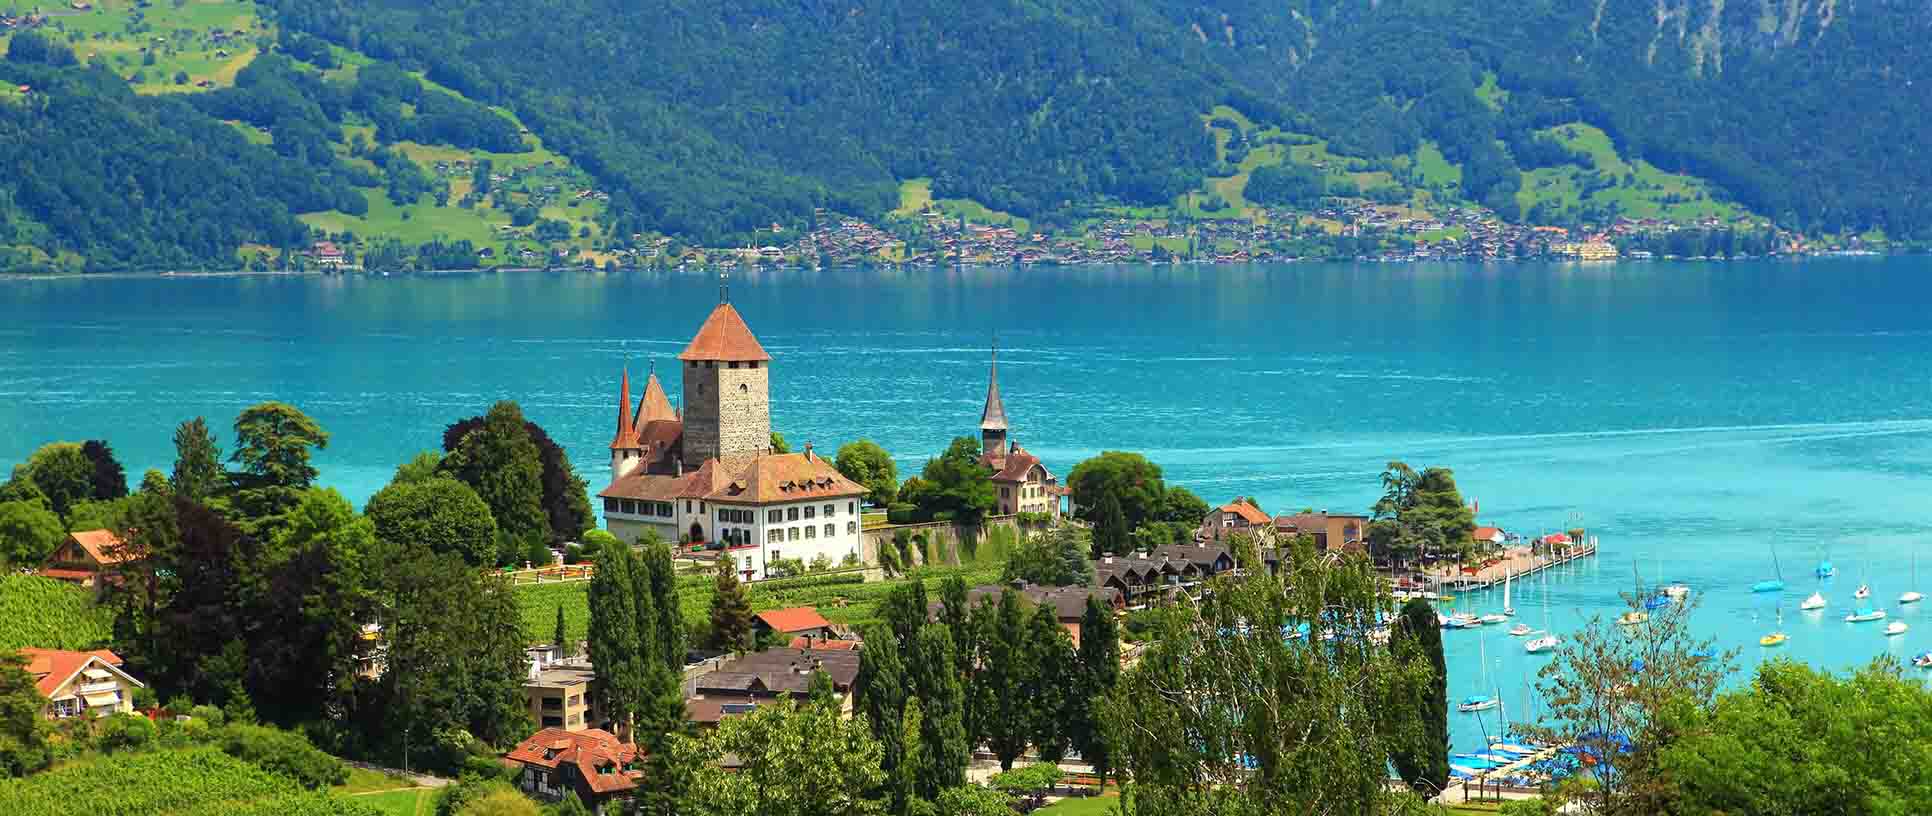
[{"left": 1425, "top": 538, "right": 1599, "bottom": 595}]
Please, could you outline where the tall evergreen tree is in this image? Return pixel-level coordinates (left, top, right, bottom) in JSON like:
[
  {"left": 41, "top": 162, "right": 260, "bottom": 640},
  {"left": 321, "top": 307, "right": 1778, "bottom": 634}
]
[
  {"left": 881, "top": 581, "right": 930, "bottom": 683},
  {"left": 853, "top": 625, "right": 911, "bottom": 815},
  {"left": 1024, "top": 603, "right": 1074, "bottom": 762},
  {"left": 441, "top": 413, "right": 593, "bottom": 543},
  {"left": 1391, "top": 598, "right": 1451, "bottom": 794},
  {"left": 553, "top": 604, "right": 569, "bottom": 653},
  {"left": 939, "top": 577, "right": 979, "bottom": 748},
  {"left": 440, "top": 401, "right": 548, "bottom": 548},
  {"left": 170, "top": 417, "right": 224, "bottom": 501},
  {"left": 1073, "top": 594, "right": 1121, "bottom": 784},
  {"left": 641, "top": 538, "right": 684, "bottom": 670},
  {"left": 587, "top": 545, "right": 647, "bottom": 734},
  {"left": 912, "top": 624, "right": 970, "bottom": 798},
  {"left": 979, "top": 588, "right": 1032, "bottom": 770},
  {"left": 80, "top": 440, "right": 128, "bottom": 501},
  {"left": 707, "top": 557, "right": 754, "bottom": 652},
  {"left": 229, "top": 402, "right": 330, "bottom": 489},
  {"left": 1090, "top": 489, "right": 1128, "bottom": 559}
]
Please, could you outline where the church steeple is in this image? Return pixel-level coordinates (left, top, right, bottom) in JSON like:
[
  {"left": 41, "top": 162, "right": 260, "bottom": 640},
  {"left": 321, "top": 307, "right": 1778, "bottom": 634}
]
[
  {"left": 611, "top": 367, "right": 635, "bottom": 449},
  {"left": 980, "top": 338, "right": 1008, "bottom": 459}
]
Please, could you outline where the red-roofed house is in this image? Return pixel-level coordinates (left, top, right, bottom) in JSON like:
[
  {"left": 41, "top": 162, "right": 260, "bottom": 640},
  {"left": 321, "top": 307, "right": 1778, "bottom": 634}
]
[
  {"left": 506, "top": 727, "right": 641, "bottom": 813},
  {"left": 753, "top": 607, "right": 835, "bottom": 640},
  {"left": 20, "top": 648, "right": 143, "bottom": 719},
  {"left": 43, "top": 529, "right": 141, "bottom": 589},
  {"left": 788, "top": 635, "right": 860, "bottom": 651},
  {"left": 310, "top": 241, "right": 345, "bottom": 269},
  {"left": 973, "top": 344, "right": 1063, "bottom": 518},
  {"left": 1473, "top": 526, "right": 1506, "bottom": 546}
]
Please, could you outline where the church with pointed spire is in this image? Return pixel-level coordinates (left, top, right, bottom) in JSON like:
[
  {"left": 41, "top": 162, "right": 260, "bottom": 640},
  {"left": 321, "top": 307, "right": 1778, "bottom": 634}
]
[
  {"left": 599, "top": 285, "right": 866, "bottom": 581},
  {"left": 974, "top": 341, "right": 1064, "bottom": 518}
]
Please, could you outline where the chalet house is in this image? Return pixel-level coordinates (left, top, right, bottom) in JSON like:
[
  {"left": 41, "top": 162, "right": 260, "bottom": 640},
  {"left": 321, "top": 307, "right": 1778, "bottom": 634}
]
[
  {"left": 506, "top": 728, "right": 639, "bottom": 814},
  {"left": 1472, "top": 526, "right": 1506, "bottom": 547},
  {"left": 1201, "top": 502, "right": 1271, "bottom": 543},
  {"left": 310, "top": 241, "right": 346, "bottom": 269},
  {"left": 751, "top": 607, "right": 836, "bottom": 642},
  {"left": 688, "top": 647, "right": 859, "bottom": 704},
  {"left": 22, "top": 648, "right": 143, "bottom": 719},
  {"left": 42, "top": 529, "right": 140, "bottom": 590}
]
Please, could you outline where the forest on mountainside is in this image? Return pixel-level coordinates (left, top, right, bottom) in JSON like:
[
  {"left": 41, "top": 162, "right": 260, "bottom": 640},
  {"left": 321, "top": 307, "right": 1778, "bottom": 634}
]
[{"left": 4, "top": 0, "right": 1931, "bottom": 269}]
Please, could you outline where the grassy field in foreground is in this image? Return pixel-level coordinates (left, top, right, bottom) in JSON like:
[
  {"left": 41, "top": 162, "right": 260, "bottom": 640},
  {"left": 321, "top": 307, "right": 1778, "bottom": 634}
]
[
  {"left": 1035, "top": 792, "right": 1121, "bottom": 815},
  {"left": 356, "top": 788, "right": 432, "bottom": 816}
]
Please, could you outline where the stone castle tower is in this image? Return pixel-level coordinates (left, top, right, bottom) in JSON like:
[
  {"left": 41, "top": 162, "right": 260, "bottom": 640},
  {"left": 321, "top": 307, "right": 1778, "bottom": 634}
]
[{"left": 678, "top": 297, "right": 772, "bottom": 467}]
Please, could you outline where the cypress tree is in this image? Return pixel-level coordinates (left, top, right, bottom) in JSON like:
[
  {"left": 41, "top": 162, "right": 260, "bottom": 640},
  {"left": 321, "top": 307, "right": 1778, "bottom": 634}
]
[
  {"left": 630, "top": 548, "right": 660, "bottom": 666},
  {"left": 553, "top": 604, "right": 568, "bottom": 653},
  {"left": 1091, "top": 489, "right": 1128, "bottom": 559},
  {"left": 1391, "top": 597, "right": 1450, "bottom": 794},
  {"left": 854, "top": 626, "right": 910, "bottom": 814},
  {"left": 586, "top": 546, "right": 645, "bottom": 732},
  {"left": 641, "top": 539, "right": 684, "bottom": 670},
  {"left": 1073, "top": 594, "right": 1120, "bottom": 783},
  {"left": 1025, "top": 602, "right": 1075, "bottom": 762},
  {"left": 980, "top": 588, "right": 1031, "bottom": 770},
  {"left": 939, "top": 577, "right": 979, "bottom": 747},
  {"left": 912, "top": 624, "right": 969, "bottom": 797},
  {"left": 707, "top": 557, "right": 754, "bottom": 651}
]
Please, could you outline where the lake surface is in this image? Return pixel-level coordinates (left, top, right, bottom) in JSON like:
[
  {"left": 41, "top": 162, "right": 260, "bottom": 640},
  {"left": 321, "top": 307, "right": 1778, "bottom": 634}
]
[{"left": 7, "top": 258, "right": 1932, "bottom": 749}]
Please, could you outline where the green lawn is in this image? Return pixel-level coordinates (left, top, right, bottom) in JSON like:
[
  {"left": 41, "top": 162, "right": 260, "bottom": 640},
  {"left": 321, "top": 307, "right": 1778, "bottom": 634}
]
[
  {"left": 894, "top": 178, "right": 1031, "bottom": 233},
  {"left": 357, "top": 788, "right": 432, "bottom": 816},
  {"left": 1035, "top": 793, "right": 1122, "bottom": 815},
  {"left": 1516, "top": 122, "right": 1746, "bottom": 222},
  {"left": 335, "top": 766, "right": 415, "bottom": 795}
]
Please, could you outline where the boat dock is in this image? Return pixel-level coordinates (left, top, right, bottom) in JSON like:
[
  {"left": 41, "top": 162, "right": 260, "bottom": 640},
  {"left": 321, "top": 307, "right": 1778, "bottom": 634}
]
[{"left": 1426, "top": 537, "right": 1598, "bottom": 595}]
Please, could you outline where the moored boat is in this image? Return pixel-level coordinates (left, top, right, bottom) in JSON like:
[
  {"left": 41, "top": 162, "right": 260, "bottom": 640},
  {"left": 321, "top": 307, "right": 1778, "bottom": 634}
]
[
  {"left": 1801, "top": 591, "right": 1826, "bottom": 610},
  {"left": 1885, "top": 620, "right": 1908, "bottom": 637},
  {"left": 1915, "top": 652, "right": 1932, "bottom": 669},
  {"left": 1508, "top": 623, "right": 1533, "bottom": 637},
  {"left": 1759, "top": 632, "right": 1787, "bottom": 647},
  {"left": 1616, "top": 610, "right": 1648, "bottom": 626},
  {"left": 1458, "top": 695, "right": 1498, "bottom": 713},
  {"left": 1845, "top": 606, "right": 1886, "bottom": 623},
  {"left": 1525, "top": 632, "right": 1559, "bottom": 653}
]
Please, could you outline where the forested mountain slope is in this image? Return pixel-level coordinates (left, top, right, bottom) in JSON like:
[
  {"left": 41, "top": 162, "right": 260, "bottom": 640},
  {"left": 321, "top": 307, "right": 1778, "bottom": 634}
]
[{"left": 268, "top": 0, "right": 1932, "bottom": 242}]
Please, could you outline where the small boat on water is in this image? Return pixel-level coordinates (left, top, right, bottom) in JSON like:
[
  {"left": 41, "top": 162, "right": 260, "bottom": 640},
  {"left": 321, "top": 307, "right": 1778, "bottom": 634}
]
[
  {"left": 1525, "top": 632, "right": 1559, "bottom": 653},
  {"left": 1479, "top": 613, "right": 1510, "bottom": 625},
  {"left": 1508, "top": 623, "right": 1533, "bottom": 637},
  {"left": 1502, "top": 569, "right": 1515, "bottom": 617},
  {"left": 1458, "top": 695, "right": 1498, "bottom": 713},
  {"left": 1885, "top": 620, "right": 1908, "bottom": 637},
  {"left": 1816, "top": 559, "right": 1835, "bottom": 578},
  {"left": 1901, "top": 551, "right": 1922, "bottom": 604},
  {"left": 1915, "top": 652, "right": 1932, "bottom": 669},
  {"left": 1801, "top": 591, "right": 1826, "bottom": 611},
  {"left": 1855, "top": 584, "right": 1871, "bottom": 600},
  {"left": 1759, "top": 632, "right": 1787, "bottom": 647},
  {"left": 1845, "top": 606, "right": 1887, "bottom": 623},
  {"left": 1643, "top": 594, "right": 1670, "bottom": 610},
  {"left": 1662, "top": 582, "right": 1690, "bottom": 598},
  {"left": 1616, "top": 610, "right": 1648, "bottom": 626}
]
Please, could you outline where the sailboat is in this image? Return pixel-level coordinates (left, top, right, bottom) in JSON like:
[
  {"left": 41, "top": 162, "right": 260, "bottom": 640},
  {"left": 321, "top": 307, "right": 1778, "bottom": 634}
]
[
  {"left": 1459, "top": 637, "right": 1499, "bottom": 712},
  {"left": 1502, "top": 568, "right": 1515, "bottom": 617},
  {"left": 1526, "top": 563, "right": 1559, "bottom": 652},
  {"left": 1901, "top": 551, "right": 1923, "bottom": 605},
  {"left": 1751, "top": 546, "right": 1785, "bottom": 593},
  {"left": 1816, "top": 546, "right": 1835, "bottom": 579},
  {"left": 1844, "top": 604, "right": 1887, "bottom": 623},
  {"left": 1759, "top": 607, "right": 1787, "bottom": 647},
  {"left": 1509, "top": 622, "right": 1533, "bottom": 637},
  {"left": 1915, "top": 651, "right": 1932, "bottom": 669},
  {"left": 1801, "top": 590, "right": 1827, "bottom": 611}
]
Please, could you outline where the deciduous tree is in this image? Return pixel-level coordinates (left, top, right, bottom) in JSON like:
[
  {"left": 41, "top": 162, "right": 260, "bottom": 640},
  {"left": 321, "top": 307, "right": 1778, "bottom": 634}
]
[
  {"left": 853, "top": 624, "right": 911, "bottom": 814},
  {"left": 80, "top": 440, "right": 128, "bottom": 500},
  {"left": 230, "top": 402, "right": 330, "bottom": 489},
  {"left": 364, "top": 477, "right": 499, "bottom": 567},
  {"left": 1071, "top": 594, "right": 1120, "bottom": 784},
  {"left": 1067, "top": 451, "right": 1165, "bottom": 530},
  {"left": 835, "top": 440, "right": 899, "bottom": 508},
  {"left": 440, "top": 402, "right": 549, "bottom": 549},
  {"left": 1023, "top": 603, "right": 1074, "bottom": 762},
  {"left": 1002, "top": 523, "right": 1093, "bottom": 587},
  {"left": 0, "top": 500, "right": 63, "bottom": 567},
  {"left": 978, "top": 588, "right": 1032, "bottom": 771},
  {"left": 684, "top": 698, "right": 886, "bottom": 816},
  {"left": 913, "top": 625, "right": 970, "bottom": 798},
  {"left": 0, "top": 648, "right": 51, "bottom": 776},
  {"left": 23, "top": 442, "right": 94, "bottom": 520},
  {"left": 441, "top": 410, "right": 591, "bottom": 544},
  {"left": 913, "top": 437, "right": 996, "bottom": 525}
]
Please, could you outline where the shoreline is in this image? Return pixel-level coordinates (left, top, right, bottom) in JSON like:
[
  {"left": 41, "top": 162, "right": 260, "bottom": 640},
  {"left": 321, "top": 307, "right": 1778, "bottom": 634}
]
[{"left": 0, "top": 251, "right": 1902, "bottom": 283}]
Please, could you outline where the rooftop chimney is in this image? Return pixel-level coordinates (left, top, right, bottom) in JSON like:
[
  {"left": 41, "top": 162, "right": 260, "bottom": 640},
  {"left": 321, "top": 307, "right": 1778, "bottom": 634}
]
[{"left": 804, "top": 441, "right": 814, "bottom": 461}]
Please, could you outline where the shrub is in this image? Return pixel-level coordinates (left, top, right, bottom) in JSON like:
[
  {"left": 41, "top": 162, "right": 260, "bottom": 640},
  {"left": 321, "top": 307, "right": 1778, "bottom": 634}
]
[
  {"left": 886, "top": 503, "right": 919, "bottom": 524},
  {"left": 218, "top": 723, "right": 349, "bottom": 789},
  {"left": 97, "top": 713, "right": 157, "bottom": 753}
]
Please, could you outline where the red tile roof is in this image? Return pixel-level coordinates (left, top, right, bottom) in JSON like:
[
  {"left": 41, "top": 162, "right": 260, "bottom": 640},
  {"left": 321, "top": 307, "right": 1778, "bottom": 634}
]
[
  {"left": 983, "top": 445, "right": 1049, "bottom": 484},
  {"left": 1473, "top": 526, "right": 1503, "bottom": 540},
  {"left": 37, "top": 568, "right": 95, "bottom": 582},
  {"left": 755, "top": 607, "right": 832, "bottom": 633},
  {"left": 21, "top": 648, "right": 127, "bottom": 698},
  {"left": 504, "top": 728, "right": 641, "bottom": 795},
  {"left": 678, "top": 303, "right": 771, "bottom": 361},
  {"left": 708, "top": 453, "right": 866, "bottom": 503},
  {"left": 1219, "top": 502, "right": 1271, "bottom": 526},
  {"left": 611, "top": 368, "right": 635, "bottom": 448},
  {"left": 67, "top": 529, "right": 137, "bottom": 565},
  {"left": 635, "top": 371, "right": 677, "bottom": 424}
]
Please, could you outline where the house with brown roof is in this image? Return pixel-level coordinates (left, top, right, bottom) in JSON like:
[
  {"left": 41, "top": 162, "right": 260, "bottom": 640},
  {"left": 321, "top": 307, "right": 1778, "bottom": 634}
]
[
  {"left": 686, "top": 646, "right": 860, "bottom": 717},
  {"left": 974, "top": 343, "right": 1063, "bottom": 518},
  {"left": 752, "top": 607, "right": 836, "bottom": 641},
  {"left": 1200, "top": 501, "right": 1272, "bottom": 544},
  {"left": 42, "top": 529, "right": 141, "bottom": 589},
  {"left": 928, "top": 583, "right": 1122, "bottom": 647},
  {"left": 505, "top": 727, "right": 640, "bottom": 813},
  {"left": 597, "top": 291, "right": 868, "bottom": 581},
  {"left": 21, "top": 648, "right": 143, "bottom": 719}
]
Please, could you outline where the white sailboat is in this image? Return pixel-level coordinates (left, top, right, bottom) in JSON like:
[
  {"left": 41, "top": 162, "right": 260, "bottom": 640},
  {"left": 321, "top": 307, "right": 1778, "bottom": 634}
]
[
  {"left": 1885, "top": 620, "right": 1909, "bottom": 637},
  {"left": 1503, "top": 568, "right": 1515, "bottom": 617},
  {"left": 1525, "top": 570, "right": 1559, "bottom": 653},
  {"left": 1801, "top": 591, "right": 1827, "bottom": 611},
  {"left": 1509, "top": 623, "right": 1533, "bottom": 637},
  {"left": 1459, "top": 636, "right": 1499, "bottom": 712},
  {"left": 1855, "top": 563, "right": 1871, "bottom": 600},
  {"left": 1901, "top": 550, "right": 1922, "bottom": 605},
  {"left": 1845, "top": 605, "right": 1887, "bottom": 623}
]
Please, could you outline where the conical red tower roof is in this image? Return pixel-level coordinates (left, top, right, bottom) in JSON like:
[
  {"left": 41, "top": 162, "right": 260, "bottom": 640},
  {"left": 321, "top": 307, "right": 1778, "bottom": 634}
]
[
  {"left": 636, "top": 368, "right": 677, "bottom": 424},
  {"left": 678, "top": 303, "right": 771, "bottom": 362},
  {"left": 610, "top": 368, "right": 636, "bottom": 448}
]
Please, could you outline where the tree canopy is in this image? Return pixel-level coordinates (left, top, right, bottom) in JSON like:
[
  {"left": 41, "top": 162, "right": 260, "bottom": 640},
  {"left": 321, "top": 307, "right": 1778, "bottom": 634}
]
[{"left": 835, "top": 440, "right": 899, "bottom": 508}]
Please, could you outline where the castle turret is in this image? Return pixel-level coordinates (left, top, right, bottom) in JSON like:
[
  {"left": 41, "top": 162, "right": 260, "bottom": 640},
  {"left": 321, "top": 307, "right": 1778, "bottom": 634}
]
[
  {"left": 679, "top": 287, "right": 772, "bottom": 467},
  {"left": 979, "top": 340, "right": 1009, "bottom": 461},
  {"left": 611, "top": 367, "right": 643, "bottom": 478}
]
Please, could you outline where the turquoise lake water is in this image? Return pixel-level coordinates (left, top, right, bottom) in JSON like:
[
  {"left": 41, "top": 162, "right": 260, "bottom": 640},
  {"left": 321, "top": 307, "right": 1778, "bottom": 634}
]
[{"left": 6, "top": 259, "right": 1932, "bottom": 749}]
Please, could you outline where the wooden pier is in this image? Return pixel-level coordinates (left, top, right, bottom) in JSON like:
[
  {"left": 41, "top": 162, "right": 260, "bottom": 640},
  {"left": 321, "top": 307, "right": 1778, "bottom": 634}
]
[{"left": 1428, "top": 537, "right": 1599, "bottom": 595}]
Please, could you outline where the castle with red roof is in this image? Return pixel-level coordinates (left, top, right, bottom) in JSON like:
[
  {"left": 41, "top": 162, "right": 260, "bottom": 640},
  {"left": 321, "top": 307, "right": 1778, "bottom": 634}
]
[{"left": 597, "top": 285, "right": 865, "bottom": 581}]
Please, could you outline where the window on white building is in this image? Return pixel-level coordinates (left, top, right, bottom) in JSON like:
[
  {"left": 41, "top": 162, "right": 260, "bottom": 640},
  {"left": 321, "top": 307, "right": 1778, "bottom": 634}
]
[
  {"left": 823, "top": 503, "right": 835, "bottom": 517},
  {"left": 805, "top": 526, "right": 816, "bottom": 539},
  {"left": 804, "top": 505, "right": 816, "bottom": 520},
  {"left": 847, "top": 521, "right": 857, "bottom": 535},
  {"left": 767, "top": 529, "right": 783, "bottom": 544},
  {"left": 788, "top": 507, "right": 800, "bottom": 521},
  {"left": 823, "top": 523, "right": 834, "bottom": 538},
  {"left": 768, "top": 509, "right": 783, "bottom": 524},
  {"left": 742, "top": 556, "right": 752, "bottom": 570},
  {"left": 848, "top": 501, "right": 856, "bottom": 515},
  {"left": 789, "top": 527, "right": 800, "bottom": 541}
]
